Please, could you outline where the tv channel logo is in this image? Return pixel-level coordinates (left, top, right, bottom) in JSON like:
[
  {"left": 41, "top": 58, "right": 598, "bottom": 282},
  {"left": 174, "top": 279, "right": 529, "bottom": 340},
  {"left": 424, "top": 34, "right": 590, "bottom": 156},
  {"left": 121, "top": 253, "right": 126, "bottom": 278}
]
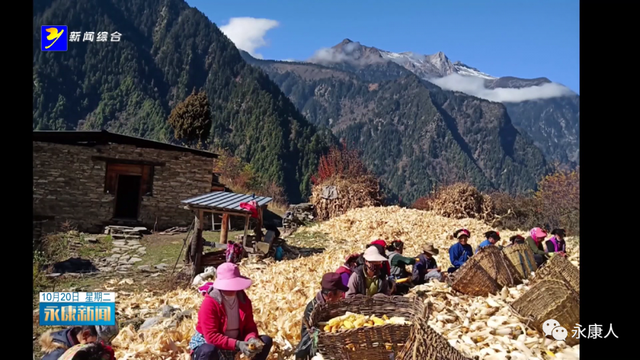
[{"left": 41, "top": 25, "right": 68, "bottom": 51}]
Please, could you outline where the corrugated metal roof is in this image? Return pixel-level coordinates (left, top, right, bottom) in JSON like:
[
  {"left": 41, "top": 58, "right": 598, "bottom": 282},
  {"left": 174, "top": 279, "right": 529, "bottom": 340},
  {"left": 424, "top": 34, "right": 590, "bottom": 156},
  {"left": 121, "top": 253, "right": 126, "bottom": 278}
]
[{"left": 181, "top": 191, "right": 272, "bottom": 212}]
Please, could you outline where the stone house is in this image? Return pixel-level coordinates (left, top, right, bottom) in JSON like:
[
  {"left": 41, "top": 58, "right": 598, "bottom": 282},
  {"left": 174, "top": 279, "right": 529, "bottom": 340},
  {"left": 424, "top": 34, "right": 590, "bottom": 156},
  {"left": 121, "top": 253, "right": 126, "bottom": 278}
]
[{"left": 33, "top": 130, "right": 219, "bottom": 233}]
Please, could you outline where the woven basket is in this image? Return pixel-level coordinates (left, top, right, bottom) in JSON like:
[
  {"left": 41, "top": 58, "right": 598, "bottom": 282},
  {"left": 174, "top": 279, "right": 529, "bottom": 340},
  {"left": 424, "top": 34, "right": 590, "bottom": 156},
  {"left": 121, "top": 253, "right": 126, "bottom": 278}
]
[
  {"left": 308, "top": 295, "right": 424, "bottom": 360},
  {"left": 511, "top": 279, "right": 580, "bottom": 346},
  {"left": 531, "top": 254, "right": 580, "bottom": 295},
  {"left": 503, "top": 244, "right": 537, "bottom": 279},
  {"left": 451, "top": 256, "right": 501, "bottom": 296},
  {"left": 396, "top": 303, "right": 473, "bottom": 360},
  {"left": 451, "top": 246, "right": 521, "bottom": 296}
]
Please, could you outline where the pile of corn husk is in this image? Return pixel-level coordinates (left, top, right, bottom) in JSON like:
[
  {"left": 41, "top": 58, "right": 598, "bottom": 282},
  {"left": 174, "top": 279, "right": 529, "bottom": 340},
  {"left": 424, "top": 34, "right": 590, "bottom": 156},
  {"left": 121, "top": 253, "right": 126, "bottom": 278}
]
[
  {"left": 414, "top": 183, "right": 497, "bottom": 222},
  {"left": 408, "top": 280, "right": 579, "bottom": 360},
  {"left": 310, "top": 175, "right": 382, "bottom": 221},
  {"left": 110, "top": 206, "right": 579, "bottom": 359}
]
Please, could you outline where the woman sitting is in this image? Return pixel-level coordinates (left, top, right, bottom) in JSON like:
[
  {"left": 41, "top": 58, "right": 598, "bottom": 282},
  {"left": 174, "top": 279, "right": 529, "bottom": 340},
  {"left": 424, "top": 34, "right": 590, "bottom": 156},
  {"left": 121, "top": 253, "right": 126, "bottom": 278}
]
[
  {"left": 525, "top": 227, "right": 550, "bottom": 267},
  {"left": 448, "top": 229, "right": 474, "bottom": 273},
  {"left": 412, "top": 244, "right": 444, "bottom": 284},
  {"left": 189, "top": 262, "right": 273, "bottom": 360},
  {"left": 335, "top": 253, "right": 360, "bottom": 291},
  {"left": 386, "top": 240, "right": 416, "bottom": 294},
  {"left": 546, "top": 229, "right": 568, "bottom": 257},
  {"left": 368, "top": 240, "right": 391, "bottom": 277},
  {"left": 506, "top": 235, "right": 526, "bottom": 247},
  {"left": 346, "top": 246, "right": 394, "bottom": 298},
  {"left": 476, "top": 231, "right": 501, "bottom": 253}
]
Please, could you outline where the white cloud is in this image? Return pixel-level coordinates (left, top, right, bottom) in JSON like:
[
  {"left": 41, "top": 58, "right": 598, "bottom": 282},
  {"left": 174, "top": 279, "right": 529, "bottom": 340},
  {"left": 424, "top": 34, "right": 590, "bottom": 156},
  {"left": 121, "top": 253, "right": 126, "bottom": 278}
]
[
  {"left": 309, "top": 42, "right": 374, "bottom": 65},
  {"left": 429, "top": 73, "right": 574, "bottom": 103},
  {"left": 219, "top": 17, "right": 279, "bottom": 59}
]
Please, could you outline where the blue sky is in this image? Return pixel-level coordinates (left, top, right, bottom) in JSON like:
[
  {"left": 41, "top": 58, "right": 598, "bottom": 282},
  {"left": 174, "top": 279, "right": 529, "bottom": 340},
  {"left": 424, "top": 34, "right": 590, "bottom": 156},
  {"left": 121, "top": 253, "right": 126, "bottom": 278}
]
[{"left": 186, "top": 0, "right": 579, "bottom": 93}]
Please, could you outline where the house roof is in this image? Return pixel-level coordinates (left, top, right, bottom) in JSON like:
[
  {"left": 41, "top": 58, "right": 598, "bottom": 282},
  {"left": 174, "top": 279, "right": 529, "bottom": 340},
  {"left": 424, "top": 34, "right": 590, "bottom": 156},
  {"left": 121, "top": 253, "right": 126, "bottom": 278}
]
[
  {"left": 182, "top": 191, "right": 272, "bottom": 214},
  {"left": 33, "top": 130, "right": 218, "bottom": 158}
]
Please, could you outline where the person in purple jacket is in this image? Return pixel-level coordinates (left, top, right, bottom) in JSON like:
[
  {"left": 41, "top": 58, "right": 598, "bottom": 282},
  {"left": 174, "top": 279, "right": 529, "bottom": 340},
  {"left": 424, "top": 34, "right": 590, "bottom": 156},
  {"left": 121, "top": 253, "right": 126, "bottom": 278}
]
[
  {"left": 546, "top": 229, "right": 567, "bottom": 257},
  {"left": 335, "top": 253, "right": 360, "bottom": 291}
]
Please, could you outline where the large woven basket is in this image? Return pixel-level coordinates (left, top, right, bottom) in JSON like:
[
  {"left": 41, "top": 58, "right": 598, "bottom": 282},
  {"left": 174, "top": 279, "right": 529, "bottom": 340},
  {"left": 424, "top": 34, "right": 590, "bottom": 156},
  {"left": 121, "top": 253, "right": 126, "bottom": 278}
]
[
  {"left": 511, "top": 279, "right": 580, "bottom": 346},
  {"left": 308, "top": 295, "right": 425, "bottom": 360},
  {"left": 531, "top": 254, "right": 580, "bottom": 295},
  {"left": 396, "top": 303, "right": 473, "bottom": 360},
  {"left": 503, "top": 244, "right": 537, "bottom": 279},
  {"left": 451, "top": 246, "right": 522, "bottom": 296}
]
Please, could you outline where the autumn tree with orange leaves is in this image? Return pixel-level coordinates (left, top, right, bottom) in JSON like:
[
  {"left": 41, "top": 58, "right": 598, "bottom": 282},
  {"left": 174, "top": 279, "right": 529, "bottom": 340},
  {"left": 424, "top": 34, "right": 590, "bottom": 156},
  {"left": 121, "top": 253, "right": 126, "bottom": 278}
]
[{"left": 311, "top": 141, "right": 369, "bottom": 185}]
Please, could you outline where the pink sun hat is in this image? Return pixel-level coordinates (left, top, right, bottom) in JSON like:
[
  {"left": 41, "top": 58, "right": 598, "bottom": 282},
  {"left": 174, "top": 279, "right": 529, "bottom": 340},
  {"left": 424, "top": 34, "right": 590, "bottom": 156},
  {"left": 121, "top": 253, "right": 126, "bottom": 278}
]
[{"left": 213, "top": 262, "right": 253, "bottom": 291}]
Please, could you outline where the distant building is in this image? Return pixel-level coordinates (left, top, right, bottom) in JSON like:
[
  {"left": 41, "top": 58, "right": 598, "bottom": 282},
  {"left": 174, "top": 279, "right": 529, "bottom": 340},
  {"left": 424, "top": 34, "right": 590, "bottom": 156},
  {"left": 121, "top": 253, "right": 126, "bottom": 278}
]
[{"left": 33, "top": 130, "right": 219, "bottom": 233}]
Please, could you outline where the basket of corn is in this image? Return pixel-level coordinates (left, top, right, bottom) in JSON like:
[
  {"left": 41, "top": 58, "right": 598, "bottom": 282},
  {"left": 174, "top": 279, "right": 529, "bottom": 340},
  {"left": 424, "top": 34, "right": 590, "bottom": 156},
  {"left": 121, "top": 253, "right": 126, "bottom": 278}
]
[
  {"left": 530, "top": 253, "right": 580, "bottom": 295},
  {"left": 451, "top": 246, "right": 522, "bottom": 296},
  {"left": 502, "top": 243, "right": 537, "bottom": 279},
  {"left": 308, "top": 294, "right": 425, "bottom": 360},
  {"left": 511, "top": 278, "right": 580, "bottom": 346},
  {"left": 396, "top": 303, "right": 474, "bottom": 360}
]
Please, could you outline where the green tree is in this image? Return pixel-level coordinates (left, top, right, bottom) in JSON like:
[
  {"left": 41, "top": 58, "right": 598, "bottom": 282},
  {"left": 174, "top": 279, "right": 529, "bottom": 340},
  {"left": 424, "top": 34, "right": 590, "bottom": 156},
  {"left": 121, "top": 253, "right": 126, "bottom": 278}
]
[{"left": 168, "top": 89, "right": 212, "bottom": 148}]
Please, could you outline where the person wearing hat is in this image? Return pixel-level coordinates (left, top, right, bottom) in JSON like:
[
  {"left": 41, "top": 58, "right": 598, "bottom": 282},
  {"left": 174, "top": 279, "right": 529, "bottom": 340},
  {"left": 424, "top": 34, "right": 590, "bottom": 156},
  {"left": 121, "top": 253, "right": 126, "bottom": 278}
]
[
  {"left": 39, "top": 325, "right": 118, "bottom": 360},
  {"left": 366, "top": 240, "right": 391, "bottom": 277},
  {"left": 448, "top": 229, "right": 474, "bottom": 273},
  {"left": 295, "top": 273, "right": 349, "bottom": 359},
  {"left": 412, "top": 244, "right": 444, "bottom": 284},
  {"left": 526, "top": 227, "right": 550, "bottom": 267},
  {"left": 476, "top": 231, "right": 501, "bottom": 253},
  {"left": 189, "top": 263, "right": 272, "bottom": 360},
  {"left": 546, "top": 229, "right": 567, "bottom": 256},
  {"left": 346, "top": 246, "right": 393, "bottom": 298},
  {"left": 335, "top": 253, "right": 360, "bottom": 290}
]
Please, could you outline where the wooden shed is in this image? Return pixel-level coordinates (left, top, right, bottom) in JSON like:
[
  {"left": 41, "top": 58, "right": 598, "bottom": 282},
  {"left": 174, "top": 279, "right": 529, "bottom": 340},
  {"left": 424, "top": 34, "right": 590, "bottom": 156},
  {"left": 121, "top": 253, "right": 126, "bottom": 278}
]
[{"left": 181, "top": 191, "right": 272, "bottom": 275}]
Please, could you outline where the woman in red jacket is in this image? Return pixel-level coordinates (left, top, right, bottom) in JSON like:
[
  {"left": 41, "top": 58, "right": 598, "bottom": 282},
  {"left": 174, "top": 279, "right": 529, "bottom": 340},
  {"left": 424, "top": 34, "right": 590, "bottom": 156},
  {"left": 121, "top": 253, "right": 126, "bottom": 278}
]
[{"left": 188, "top": 263, "right": 273, "bottom": 360}]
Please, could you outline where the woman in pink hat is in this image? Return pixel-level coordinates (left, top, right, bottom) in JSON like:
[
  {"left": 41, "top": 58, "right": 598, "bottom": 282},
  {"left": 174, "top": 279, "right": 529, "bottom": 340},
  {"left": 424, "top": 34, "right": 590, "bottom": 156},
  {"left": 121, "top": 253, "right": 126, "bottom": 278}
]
[
  {"left": 526, "top": 227, "right": 550, "bottom": 267},
  {"left": 188, "top": 263, "right": 272, "bottom": 360}
]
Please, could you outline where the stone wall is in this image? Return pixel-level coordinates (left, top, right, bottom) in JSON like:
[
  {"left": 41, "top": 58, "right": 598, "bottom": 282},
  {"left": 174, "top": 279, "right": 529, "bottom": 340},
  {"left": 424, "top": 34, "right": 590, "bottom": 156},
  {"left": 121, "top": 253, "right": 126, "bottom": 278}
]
[{"left": 33, "top": 141, "right": 213, "bottom": 233}]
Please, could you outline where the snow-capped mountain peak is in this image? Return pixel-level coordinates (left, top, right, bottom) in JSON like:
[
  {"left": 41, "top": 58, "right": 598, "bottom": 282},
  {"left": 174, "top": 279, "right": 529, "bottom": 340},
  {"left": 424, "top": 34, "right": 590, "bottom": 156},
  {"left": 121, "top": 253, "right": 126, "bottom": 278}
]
[
  {"left": 453, "top": 61, "right": 496, "bottom": 80},
  {"left": 310, "top": 39, "right": 495, "bottom": 80}
]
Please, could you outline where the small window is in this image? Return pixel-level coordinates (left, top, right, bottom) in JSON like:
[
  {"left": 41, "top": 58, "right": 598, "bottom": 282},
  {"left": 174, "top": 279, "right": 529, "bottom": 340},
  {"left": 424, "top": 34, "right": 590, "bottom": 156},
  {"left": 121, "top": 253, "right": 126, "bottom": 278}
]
[{"left": 212, "top": 173, "right": 220, "bottom": 185}]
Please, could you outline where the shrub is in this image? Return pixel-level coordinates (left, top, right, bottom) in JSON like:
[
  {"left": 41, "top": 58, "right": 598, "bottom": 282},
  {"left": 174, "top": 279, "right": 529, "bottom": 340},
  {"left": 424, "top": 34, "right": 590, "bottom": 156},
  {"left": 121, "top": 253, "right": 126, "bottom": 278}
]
[
  {"left": 311, "top": 140, "right": 369, "bottom": 185},
  {"left": 489, "top": 168, "right": 579, "bottom": 234}
]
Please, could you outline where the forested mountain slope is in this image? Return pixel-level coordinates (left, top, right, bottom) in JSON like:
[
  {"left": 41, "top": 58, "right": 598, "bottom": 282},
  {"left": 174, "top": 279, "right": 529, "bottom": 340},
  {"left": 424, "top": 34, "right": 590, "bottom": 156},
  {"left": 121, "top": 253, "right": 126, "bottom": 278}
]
[{"left": 33, "top": 0, "right": 334, "bottom": 202}]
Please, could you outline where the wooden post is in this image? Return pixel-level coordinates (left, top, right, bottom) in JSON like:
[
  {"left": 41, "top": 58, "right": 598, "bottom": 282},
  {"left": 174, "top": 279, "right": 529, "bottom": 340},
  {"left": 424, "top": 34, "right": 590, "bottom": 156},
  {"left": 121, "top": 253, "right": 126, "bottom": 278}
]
[
  {"left": 220, "top": 213, "right": 229, "bottom": 244},
  {"left": 193, "top": 210, "right": 204, "bottom": 277},
  {"left": 243, "top": 214, "right": 249, "bottom": 247}
]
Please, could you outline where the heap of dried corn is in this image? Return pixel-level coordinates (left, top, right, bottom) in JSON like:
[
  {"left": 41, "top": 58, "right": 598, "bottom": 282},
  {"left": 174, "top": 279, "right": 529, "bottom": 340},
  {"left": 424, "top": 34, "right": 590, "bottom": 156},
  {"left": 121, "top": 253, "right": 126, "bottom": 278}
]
[
  {"left": 420, "top": 183, "right": 497, "bottom": 222},
  {"left": 110, "top": 206, "right": 579, "bottom": 360},
  {"left": 310, "top": 176, "right": 382, "bottom": 221},
  {"left": 408, "top": 280, "right": 579, "bottom": 360}
]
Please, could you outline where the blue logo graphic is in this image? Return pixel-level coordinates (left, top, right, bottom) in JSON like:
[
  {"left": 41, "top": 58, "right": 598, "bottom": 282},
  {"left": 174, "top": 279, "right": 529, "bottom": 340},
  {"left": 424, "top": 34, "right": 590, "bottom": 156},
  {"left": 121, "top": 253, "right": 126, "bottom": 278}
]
[
  {"left": 39, "top": 303, "right": 116, "bottom": 326},
  {"left": 41, "top": 25, "right": 68, "bottom": 51}
]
